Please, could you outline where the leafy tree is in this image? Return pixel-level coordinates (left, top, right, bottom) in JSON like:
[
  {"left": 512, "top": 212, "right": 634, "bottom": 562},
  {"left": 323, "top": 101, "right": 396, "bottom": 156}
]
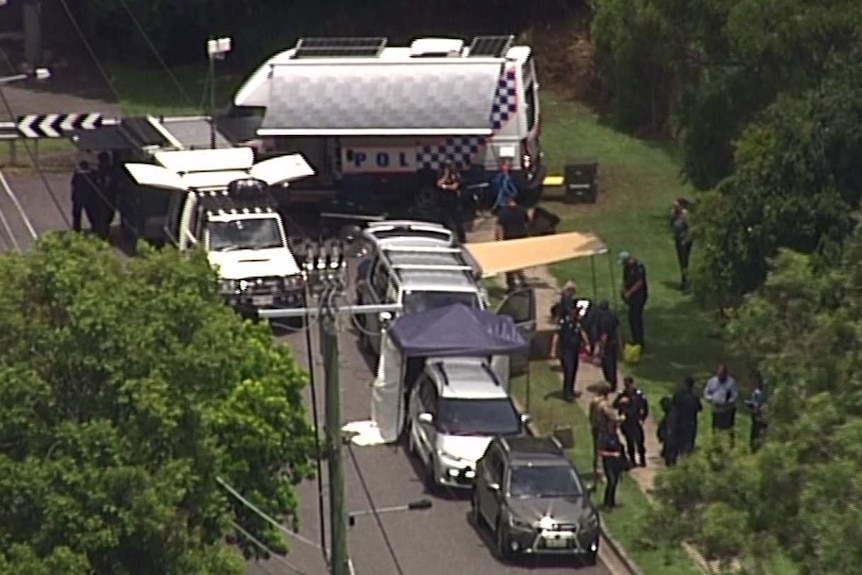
[
  {"left": 689, "top": 47, "right": 862, "bottom": 306},
  {"left": 0, "top": 233, "right": 315, "bottom": 573},
  {"left": 645, "top": 229, "right": 862, "bottom": 575}
]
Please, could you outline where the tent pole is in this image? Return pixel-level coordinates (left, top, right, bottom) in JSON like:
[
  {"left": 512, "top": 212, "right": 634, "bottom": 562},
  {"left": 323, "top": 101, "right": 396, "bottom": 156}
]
[
  {"left": 608, "top": 251, "right": 618, "bottom": 310},
  {"left": 590, "top": 255, "right": 598, "bottom": 300}
]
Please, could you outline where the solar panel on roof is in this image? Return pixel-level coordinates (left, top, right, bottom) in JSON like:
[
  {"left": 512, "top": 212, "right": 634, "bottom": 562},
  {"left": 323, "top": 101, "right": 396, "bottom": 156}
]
[
  {"left": 467, "top": 35, "right": 514, "bottom": 58},
  {"left": 293, "top": 37, "right": 388, "bottom": 59}
]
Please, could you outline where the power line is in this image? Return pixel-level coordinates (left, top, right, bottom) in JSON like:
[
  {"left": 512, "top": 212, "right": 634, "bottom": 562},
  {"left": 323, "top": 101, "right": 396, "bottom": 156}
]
[
  {"left": 114, "top": 0, "right": 195, "bottom": 109},
  {"left": 346, "top": 442, "right": 406, "bottom": 575},
  {"left": 216, "top": 476, "right": 322, "bottom": 552},
  {"left": 230, "top": 520, "right": 314, "bottom": 575}
]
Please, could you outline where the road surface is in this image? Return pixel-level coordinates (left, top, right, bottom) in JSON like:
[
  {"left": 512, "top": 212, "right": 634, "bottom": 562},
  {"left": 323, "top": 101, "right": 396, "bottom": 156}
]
[{"left": 2, "top": 171, "right": 611, "bottom": 575}]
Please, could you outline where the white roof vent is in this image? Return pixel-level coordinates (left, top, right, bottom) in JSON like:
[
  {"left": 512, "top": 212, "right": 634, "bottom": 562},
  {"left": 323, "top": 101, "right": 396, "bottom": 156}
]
[{"left": 409, "top": 38, "right": 464, "bottom": 58}]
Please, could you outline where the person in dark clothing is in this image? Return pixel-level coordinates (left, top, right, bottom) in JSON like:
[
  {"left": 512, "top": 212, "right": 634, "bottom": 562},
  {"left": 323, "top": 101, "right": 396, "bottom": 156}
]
[
  {"left": 594, "top": 300, "right": 620, "bottom": 391},
  {"left": 549, "top": 306, "right": 589, "bottom": 402},
  {"left": 553, "top": 280, "right": 578, "bottom": 320},
  {"left": 619, "top": 251, "right": 648, "bottom": 348},
  {"left": 90, "top": 151, "right": 117, "bottom": 240},
  {"left": 597, "top": 418, "right": 625, "bottom": 509},
  {"left": 436, "top": 160, "right": 466, "bottom": 244},
  {"left": 613, "top": 376, "right": 649, "bottom": 467},
  {"left": 70, "top": 160, "right": 98, "bottom": 232},
  {"left": 671, "top": 376, "right": 702, "bottom": 459},
  {"left": 656, "top": 396, "right": 678, "bottom": 466},
  {"left": 670, "top": 199, "right": 693, "bottom": 292},
  {"left": 745, "top": 377, "right": 768, "bottom": 451},
  {"left": 495, "top": 195, "right": 531, "bottom": 291}
]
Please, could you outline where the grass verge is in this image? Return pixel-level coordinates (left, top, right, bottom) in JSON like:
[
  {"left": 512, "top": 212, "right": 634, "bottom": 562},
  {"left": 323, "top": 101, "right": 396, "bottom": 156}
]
[{"left": 511, "top": 363, "right": 703, "bottom": 575}]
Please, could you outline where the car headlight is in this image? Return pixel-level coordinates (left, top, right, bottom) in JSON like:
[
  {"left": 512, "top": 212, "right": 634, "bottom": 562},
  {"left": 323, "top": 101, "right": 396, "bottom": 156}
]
[
  {"left": 582, "top": 512, "right": 599, "bottom": 530},
  {"left": 219, "top": 279, "right": 239, "bottom": 293}
]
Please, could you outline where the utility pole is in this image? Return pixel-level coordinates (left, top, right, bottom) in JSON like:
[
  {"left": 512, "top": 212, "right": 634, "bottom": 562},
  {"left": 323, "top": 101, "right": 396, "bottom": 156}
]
[
  {"left": 320, "top": 293, "right": 349, "bottom": 575},
  {"left": 205, "top": 37, "right": 231, "bottom": 149},
  {"left": 22, "top": 0, "right": 42, "bottom": 70},
  {"left": 258, "top": 242, "right": 401, "bottom": 575}
]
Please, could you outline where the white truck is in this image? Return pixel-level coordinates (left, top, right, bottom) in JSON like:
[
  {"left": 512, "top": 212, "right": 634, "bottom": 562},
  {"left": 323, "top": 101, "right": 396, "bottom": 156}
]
[
  {"left": 124, "top": 147, "right": 314, "bottom": 309},
  {"left": 230, "top": 35, "right": 545, "bottom": 217}
]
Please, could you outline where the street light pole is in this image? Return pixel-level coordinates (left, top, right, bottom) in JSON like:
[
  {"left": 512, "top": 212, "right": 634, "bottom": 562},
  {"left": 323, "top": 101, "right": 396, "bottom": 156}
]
[{"left": 206, "top": 37, "right": 231, "bottom": 149}]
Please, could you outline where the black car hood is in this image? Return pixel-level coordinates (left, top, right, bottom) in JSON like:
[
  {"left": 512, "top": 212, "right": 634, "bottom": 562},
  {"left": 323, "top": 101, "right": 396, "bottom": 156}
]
[{"left": 508, "top": 495, "right": 594, "bottom": 525}]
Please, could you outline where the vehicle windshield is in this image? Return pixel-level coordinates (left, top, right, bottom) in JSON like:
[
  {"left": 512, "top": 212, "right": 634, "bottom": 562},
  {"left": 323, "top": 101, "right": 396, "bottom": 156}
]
[
  {"left": 208, "top": 217, "right": 285, "bottom": 252},
  {"left": 509, "top": 464, "right": 583, "bottom": 499},
  {"left": 403, "top": 291, "right": 479, "bottom": 314},
  {"left": 436, "top": 397, "right": 521, "bottom": 436}
]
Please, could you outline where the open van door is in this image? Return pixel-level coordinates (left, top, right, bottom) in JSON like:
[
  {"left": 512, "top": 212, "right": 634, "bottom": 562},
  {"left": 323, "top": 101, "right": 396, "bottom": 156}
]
[
  {"left": 124, "top": 163, "right": 188, "bottom": 192},
  {"left": 249, "top": 153, "right": 315, "bottom": 186},
  {"left": 495, "top": 287, "right": 536, "bottom": 376}
]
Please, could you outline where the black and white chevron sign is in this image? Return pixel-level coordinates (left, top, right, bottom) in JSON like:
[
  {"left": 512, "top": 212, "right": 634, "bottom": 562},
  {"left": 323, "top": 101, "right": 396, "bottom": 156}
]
[{"left": 16, "top": 113, "right": 103, "bottom": 138}]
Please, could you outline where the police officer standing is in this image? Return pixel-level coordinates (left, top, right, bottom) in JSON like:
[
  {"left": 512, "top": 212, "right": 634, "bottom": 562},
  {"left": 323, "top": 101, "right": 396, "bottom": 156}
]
[
  {"left": 670, "top": 199, "right": 693, "bottom": 292},
  {"left": 550, "top": 306, "right": 589, "bottom": 402},
  {"left": 495, "top": 195, "right": 531, "bottom": 291},
  {"left": 619, "top": 251, "right": 649, "bottom": 349},
  {"left": 594, "top": 300, "right": 620, "bottom": 391},
  {"left": 70, "top": 160, "right": 97, "bottom": 232},
  {"left": 613, "top": 376, "right": 649, "bottom": 467},
  {"left": 91, "top": 151, "right": 117, "bottom": 240},
  {"left": 671, "top": 375, "right": 702, "bottom": 460},
  {"left": 589, "top": 383, "right": 616, "bottom": 480},
  {"left": 436, "top": 160, "right": 466, "bottom": 244}
]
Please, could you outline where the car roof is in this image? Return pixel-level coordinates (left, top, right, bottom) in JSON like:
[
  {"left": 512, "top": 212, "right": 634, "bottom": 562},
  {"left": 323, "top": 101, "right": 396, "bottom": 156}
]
[
  {"left": 498, "top": 436, "right": 568, "bottom": 465},
  {"left": 427, "top": 358, "right": 509, "bottom": 400}
]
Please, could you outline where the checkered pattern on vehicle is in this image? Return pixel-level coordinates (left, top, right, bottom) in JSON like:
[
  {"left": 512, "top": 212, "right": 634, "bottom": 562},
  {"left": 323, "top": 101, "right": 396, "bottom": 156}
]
[
  {"left": 417, "top": 137, "right": 487, "bottom": 170},
  {"left": 490, "top": 68, "right": 518, "bottom": 131}
]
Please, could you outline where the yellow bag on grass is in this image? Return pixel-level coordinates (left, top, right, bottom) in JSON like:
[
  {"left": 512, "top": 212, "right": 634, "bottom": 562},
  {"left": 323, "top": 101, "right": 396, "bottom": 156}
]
[{"left": 623, "top": 343, "right": 642, "bottom": 364}]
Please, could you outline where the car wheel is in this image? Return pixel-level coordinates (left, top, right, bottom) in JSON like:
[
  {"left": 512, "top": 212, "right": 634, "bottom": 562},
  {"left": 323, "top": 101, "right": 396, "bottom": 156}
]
[
  {"left": 495, "top": 519, "right": 512, "bottom": 562},
  {"left": 406, "top": 423, "right": 416, "bottom": 455},
  {"left": 469, "top": 489, "right": 481, "bottom": 526}
]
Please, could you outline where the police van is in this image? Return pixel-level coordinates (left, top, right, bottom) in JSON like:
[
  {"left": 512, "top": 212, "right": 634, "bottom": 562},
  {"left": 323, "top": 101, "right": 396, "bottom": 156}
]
[
  {"left": 123, "top": 147, "right": 315, "bottom": 309},
  {"left": 231, "top": 35, "right": 544, "bottom": 213}
]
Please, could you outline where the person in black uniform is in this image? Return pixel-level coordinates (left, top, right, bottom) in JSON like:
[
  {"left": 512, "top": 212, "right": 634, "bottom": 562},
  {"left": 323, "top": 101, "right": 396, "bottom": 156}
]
[
  {"left": 671, "top": 375, "right": 702, "bottom": 459},
  {"left": 70, "top": 160, "right": 98, "bottom": 232},
  {"left": 597, "top": 418, "right": 625, "bottom": 509},
  {"left": 613, "top": 376, "right": 649, "bottom": 467},
  {"left": 670, "top": 199, "right": 693, "bottom": 292},
  {"left": 619, "top": 251, "right": 648, "bottom": 348},
  {"left": 91, "top": 151, "right": 117, "bottom": 240},
  {"left": 436, "top": 160, "right": 466, "bottom": 244},
  {"left": 495, "top": 195, "right": 531, "bottom": 291},
  {"left": 549, "top": 306, "right": 589, "bottom": 402},
  {"left": 594, "top": 300, "right": 620, "bottom": 391},
  {"left": 656, "top": 396, "right": 678, "bottom": 466}
]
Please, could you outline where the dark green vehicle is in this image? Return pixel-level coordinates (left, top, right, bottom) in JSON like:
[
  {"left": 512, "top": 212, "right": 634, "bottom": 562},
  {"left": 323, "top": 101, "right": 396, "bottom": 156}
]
[{"left": 470, "top": 435, "right": 600, "bottom": 565}]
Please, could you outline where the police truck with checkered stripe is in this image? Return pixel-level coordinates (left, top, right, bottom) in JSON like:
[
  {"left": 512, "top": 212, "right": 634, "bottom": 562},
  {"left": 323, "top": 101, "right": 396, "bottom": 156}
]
[{"left": 231, "top": 35, "right": 544, "bottom": 214}]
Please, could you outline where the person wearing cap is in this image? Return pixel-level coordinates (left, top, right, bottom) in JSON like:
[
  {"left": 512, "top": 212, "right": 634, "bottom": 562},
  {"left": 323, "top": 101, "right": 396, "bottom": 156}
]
[
  {"left": 597, "top": 416, "right": 626, "bottom": 509},
  {"left": 619, "top": 251, "right": 649, "bottom": 348},
  {"left": 550, "top": 305, "right": 589, "bottom": 402},
  {"left": 70, "top": 160, "right": 98, "bottom": 233},
  {"left": 491, "top": 157, "right": 518, "bottom": 212},
  {"left": 613, "top": 376, "right": 649, "bottom": 467},
  {"left": 91, "top": 151, "right": 117, "bottom": 240},
  {"left": 495, "top": 194, "right": 531, "bottom": 291},
  {"left": 594, "top": 299, "right": 620, "bottom": 391},
  {"left": 589, "top": 383, "right": 616, "bottom": 479},
  {"left": 553, "top": 280, "right": 578, "bottom": 320},
  {"left": 436, "top": 159, "right": 466, "bottom": 244}
]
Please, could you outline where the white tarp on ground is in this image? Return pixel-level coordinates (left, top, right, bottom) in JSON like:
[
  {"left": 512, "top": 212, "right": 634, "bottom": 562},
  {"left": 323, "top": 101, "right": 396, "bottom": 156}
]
[
  {"left": 370, "top": 331, "right": 405, "bottom": 444},
  {"left": 341, "top": 420, "right": 386, "bottom": 447}
]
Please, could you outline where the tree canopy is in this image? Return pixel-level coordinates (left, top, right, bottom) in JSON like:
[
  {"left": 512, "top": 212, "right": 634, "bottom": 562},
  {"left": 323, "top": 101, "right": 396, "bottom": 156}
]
[
  {"left": 645, "top": 226, "right": 862, "bottom": 574},
  {"left": 0, "top": 233, "right": 315, "bottom": 573}
]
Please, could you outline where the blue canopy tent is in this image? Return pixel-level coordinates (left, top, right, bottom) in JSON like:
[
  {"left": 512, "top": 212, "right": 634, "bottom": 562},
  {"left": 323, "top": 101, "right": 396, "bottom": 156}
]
[{"left": 371, "top": 303, "right": 528, "bottom": 443}]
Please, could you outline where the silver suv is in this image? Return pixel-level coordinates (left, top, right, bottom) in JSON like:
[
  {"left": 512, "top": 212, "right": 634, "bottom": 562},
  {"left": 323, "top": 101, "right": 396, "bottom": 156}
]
[{"left": 407, "top": 357, "right": 529, "bottom": 490}]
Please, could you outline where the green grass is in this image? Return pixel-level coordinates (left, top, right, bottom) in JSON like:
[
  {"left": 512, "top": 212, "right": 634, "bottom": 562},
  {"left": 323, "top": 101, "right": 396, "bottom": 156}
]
[
  {"left": 512, "top": 363, "right": 703, "bottom": 575},
  {"left": 108, "top": 64, "right": 244, "bottom": 116}
]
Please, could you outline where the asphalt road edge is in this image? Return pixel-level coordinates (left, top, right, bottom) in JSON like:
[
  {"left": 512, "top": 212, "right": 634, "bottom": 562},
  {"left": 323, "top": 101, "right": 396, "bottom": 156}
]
[{"left": 514, "top": 397, "right": 645, "bottom": 575}]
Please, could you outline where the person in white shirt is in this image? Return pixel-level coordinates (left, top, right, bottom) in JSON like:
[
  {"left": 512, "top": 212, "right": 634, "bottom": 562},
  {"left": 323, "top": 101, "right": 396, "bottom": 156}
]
[{"left": 704, "top": 364, "right": 739, "bottom": 446}]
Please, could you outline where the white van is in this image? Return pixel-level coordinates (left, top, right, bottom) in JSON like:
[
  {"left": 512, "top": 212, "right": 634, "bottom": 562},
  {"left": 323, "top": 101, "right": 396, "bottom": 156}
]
[
  {"left": 231, "top": 35, "right": 545, "bottom": 209},
  {"left": 124, "top": 148, "right": 314, "bottom": 308}
]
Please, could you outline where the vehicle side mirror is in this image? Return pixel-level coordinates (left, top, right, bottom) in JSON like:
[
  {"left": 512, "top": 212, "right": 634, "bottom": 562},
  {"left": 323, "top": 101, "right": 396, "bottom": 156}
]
[
  {"left": 520, "top": 413, "right": 532, "bottom": 425},
  {"left": 487, "top": 482, "right": 500, "bottom": 492},
  {"left": 418, "top": 412, "right": 434, "bottom": 425},
  {"left": 379, "top": 311, "right": 393, "bottom": 325}
]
